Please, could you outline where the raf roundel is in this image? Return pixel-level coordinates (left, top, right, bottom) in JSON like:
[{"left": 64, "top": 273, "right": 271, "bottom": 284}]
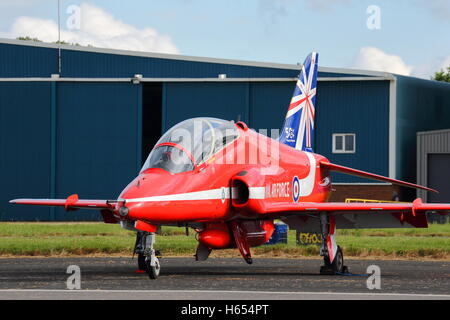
[
  {"left": 221, "top": 187, "right": 226, "bottom": 204},
  {"left": 292, "top": 176, "right": 300, "bottom": 203}
]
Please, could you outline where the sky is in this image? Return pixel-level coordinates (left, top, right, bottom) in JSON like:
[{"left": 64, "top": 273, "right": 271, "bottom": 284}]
[{"left": 0, "top": 0, "right": 448, "bottom": 79}]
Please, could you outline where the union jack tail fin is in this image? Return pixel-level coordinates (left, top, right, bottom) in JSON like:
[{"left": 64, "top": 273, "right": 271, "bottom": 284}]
[{"left": 279, "top": 52, "right": 319, "bottom": 152}]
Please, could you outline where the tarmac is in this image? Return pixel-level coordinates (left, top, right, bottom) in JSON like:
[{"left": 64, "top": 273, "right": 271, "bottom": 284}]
[{"left": 0, "top": 257, "right": 449, "bottom": 300}]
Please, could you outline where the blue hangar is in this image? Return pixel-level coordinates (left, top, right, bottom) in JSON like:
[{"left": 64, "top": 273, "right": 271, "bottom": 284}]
[{"left": 1, "top": 38, "right": 450, "bottom": 221}]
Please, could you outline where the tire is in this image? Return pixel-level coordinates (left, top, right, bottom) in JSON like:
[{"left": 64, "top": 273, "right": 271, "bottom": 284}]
[
  {"left": 145, "top": 257, "right": 161, "bottom": 280},
  {"left": 331, "top": 246, "right": 344, "bottom": 274},
  {"left": 138, "top": 254, "right": 148, "bottom": 272}
]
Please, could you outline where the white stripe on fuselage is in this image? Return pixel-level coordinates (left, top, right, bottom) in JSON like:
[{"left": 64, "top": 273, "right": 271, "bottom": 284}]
[
  {"left": 123, "top": 188, "right": 229, "bottom": 203},
  {"left": 122, "top": 187, "right": 265, "bottom": 203},
  {"left": 299, "top": 151, "right": 316, "bottom": 197},
  {"left": 121, "top": 153, "right": 315, "bottom": 203}
]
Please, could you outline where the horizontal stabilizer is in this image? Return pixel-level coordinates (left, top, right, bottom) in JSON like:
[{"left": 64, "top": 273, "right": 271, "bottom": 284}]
[{"left": 320, "top": 161, "right": 437, "bottom": 193}]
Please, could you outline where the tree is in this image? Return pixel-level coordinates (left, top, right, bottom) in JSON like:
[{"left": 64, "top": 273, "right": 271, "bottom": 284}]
[
  {"left": 16, "top": 36, "right": 42, "bottom": 42},
  {"left": 17, "top": 37, "right": 85, "bottom": 47},
  {"left": 432, "top": 66, "right": 450, "bottom": 82}
]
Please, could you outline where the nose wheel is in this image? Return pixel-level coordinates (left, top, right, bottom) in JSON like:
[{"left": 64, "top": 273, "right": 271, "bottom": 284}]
[
  {"left": 145, "top": 255, "right": 161, "bottom": 279},
  {"left": 135, "top": 231, "right": 161, "bottom": 279}
]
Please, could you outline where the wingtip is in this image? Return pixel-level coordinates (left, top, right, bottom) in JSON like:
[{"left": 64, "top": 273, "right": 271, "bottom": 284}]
[{"left": 425, "top": 186, "right": 439, "bottom": 194}]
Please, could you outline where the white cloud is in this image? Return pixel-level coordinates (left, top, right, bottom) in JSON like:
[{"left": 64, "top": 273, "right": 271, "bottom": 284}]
[
  {"left": 412, "top": 55, "right": 450, "bottom": 79},
  {"left": 351, "top": 47, "right": 413, "bottom": 76},
  {"left": 0, "top": 3, "right": 179, "bottom": 54}
]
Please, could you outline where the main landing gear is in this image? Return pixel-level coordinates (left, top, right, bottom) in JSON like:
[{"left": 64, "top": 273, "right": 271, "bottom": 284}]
[
  {"left": 134, "top": 231, "right": 161, "bottom": 279},
  {"left": 319, "top": 213, "right": 348, "bottom": 275}
]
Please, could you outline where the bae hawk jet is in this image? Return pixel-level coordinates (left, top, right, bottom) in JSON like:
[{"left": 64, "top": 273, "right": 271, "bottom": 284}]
[{"left": 11, "top": 53, "right": 450, "bottom": 279}]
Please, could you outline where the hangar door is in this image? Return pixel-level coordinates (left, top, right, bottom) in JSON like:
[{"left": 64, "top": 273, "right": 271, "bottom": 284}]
[
  {"left": 142, "top": 83, "right": 163, "bottom": 164},
  {"left": 164, "top": 82, "right": 249, "bottom": 130},
  {"left": 427, "top": 154, "right": 450, "bottom": 203},
  {"left": 0, "top": 82, "right": 52, "bottom": 221},
  {"left": 55, "top": 82, "right": 141, "bottom": 221}
]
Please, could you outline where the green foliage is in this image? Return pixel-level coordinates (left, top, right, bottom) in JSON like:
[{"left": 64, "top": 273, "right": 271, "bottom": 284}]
[
  {"left": 16, "top": 36, "right": 42, "bottom": 42},
  {"left": 17, "top": 37, "right": 85, "bottom": 47},
  {"left": 432, "top": 66, "right": 450, "bottom": 82}
]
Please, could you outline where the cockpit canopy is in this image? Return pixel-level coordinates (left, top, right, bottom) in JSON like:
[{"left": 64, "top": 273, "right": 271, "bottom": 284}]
[{"left": 141, "top": 118, "right": 239, "bottom": 174}]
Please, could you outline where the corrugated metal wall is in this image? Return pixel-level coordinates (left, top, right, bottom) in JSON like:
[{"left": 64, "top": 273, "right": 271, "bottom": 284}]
[
  {"left": 249, "top": 82, "right": 292, "bottom": 131},
  {"left": 164, "top": 81, "right": 295, "bottom": 132},
  {"left": 315, "top": 80, "right": 390, "bottom": 182},
  {"left": 61, "top": 50, "right": 299, "bottom": 78},
  {"left": 0, "top": 41, "right": 299, "bottom": 79},
  {"left": 396, "top": 76, "right": 450, "bottom": 183},
  {"left": 0, "top": 43, "right": 58, "bottom": 77},
  {"left": 0, "top": 41, "right": 410, "bottom": 220},
  {"left": 0, "top": 81, "right": 142, "bottom": 221},
  {"left": 164, "top": 82, "right": 250, "bottom": 130},
  {"left": 417, "top": 129, "right": 450, "bottom": 202},
  {"left": 0, "top": 41, "right": 372, "bottom": 80},
  {"left": 54, "top": 82, "right": 141, "bottom": 220},
  {"left": 0, "top": 82, "right": 52, "bottom": 220},
  {"left": 163, "top": 80, "right": 390, "bottom": 183}
]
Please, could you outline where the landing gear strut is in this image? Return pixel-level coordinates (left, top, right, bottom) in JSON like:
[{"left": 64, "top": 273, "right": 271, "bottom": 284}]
[
  {"left": 134, "top": 231, "right": 161, "bottom": 279},
  {"left": 135, "top": 232, "right": 148, "bottom": 272},
  {"left": 319, "top": 213, "right": 348, "bottom": 275},
  {"left": 230, "top": 221, "right": 253, "bottom": 265}
]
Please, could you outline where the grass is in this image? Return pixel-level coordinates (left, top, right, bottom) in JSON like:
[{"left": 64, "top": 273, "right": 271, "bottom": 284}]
[{"left": 0, "top": 222, "right": 449, "bottom": 259}]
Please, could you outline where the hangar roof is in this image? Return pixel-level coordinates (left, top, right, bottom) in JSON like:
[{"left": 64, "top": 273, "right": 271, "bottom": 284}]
[{"left": 0, "top": 37, "right": 394, "bottom": 79}]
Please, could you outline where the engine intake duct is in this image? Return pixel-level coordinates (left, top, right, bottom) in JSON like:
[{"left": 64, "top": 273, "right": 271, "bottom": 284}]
[
  {"left": 231, "top": 178, "right": 249, "bottom": 206},
  {"left": 230, "top": 172, "right": 266, "bottom": 217}
]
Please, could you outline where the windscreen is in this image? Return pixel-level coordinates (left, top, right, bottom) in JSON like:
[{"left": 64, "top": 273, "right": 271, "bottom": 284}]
[{"left": 141, "top": 118, "right": 238, "bottom": 173}]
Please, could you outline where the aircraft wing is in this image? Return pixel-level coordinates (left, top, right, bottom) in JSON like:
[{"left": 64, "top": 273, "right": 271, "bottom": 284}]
[
  {"left": 243, "top": 198, "right": 450, "bottom": 230},
  {"left": 10, "top": 194, "right": 117, "bottom": 211},
  {"left": 262, "top": 199, "right": 450, "bottom": 215}
]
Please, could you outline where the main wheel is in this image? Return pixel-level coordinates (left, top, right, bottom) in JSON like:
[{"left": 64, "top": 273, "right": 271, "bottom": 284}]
[
  {"left": 145, "top": 257, "right": 161, "bottom": 279},
  {"left": 331, "top": 246, "right": 344, "bottom": 274},
  {"left": 138, "top": 253, "right": 148, "bottom": 272}
]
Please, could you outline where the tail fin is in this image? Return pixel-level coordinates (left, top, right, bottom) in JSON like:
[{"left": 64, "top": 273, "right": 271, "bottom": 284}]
[{"left": 279, "top": 52, "right": 319, "bottom": 152}]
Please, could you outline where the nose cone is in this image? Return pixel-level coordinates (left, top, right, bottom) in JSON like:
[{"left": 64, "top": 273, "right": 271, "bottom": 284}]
[
  {"left": 117, "top": 169, "right": 168, "bottom": 220},
  {"left": 117, "top": 169, "right": 230, "bottom": 224},
  {"left": 117, "top": 169, "right": 198, "bottom": 223},
  {"left": 119, "top": 169, "right": 170, "bottom": 200}
]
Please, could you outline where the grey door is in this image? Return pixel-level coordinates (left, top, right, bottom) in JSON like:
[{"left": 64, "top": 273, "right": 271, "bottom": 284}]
[{"left": 428, "top": 154, "right": 450, "bottom": 203}]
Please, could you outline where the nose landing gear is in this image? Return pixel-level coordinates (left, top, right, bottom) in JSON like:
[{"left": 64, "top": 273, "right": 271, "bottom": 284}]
[{"left": 134, "top": 231, "right": 161, "bottom": 279}]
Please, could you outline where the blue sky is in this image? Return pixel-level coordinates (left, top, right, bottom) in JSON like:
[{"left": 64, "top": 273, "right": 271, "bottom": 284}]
[{"left": 0, "top": 0, "right": 448, "bottom": 78}]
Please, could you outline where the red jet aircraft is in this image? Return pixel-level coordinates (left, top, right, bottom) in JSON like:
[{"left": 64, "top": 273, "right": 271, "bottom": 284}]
[{"left": 11, "top": 53, "right": 450, "bottom": 279}]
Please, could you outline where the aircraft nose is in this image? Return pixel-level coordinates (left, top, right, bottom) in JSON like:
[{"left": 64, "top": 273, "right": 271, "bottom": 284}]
[{"left": 116, "top": 197, "right": 140, "bottom": 220}]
